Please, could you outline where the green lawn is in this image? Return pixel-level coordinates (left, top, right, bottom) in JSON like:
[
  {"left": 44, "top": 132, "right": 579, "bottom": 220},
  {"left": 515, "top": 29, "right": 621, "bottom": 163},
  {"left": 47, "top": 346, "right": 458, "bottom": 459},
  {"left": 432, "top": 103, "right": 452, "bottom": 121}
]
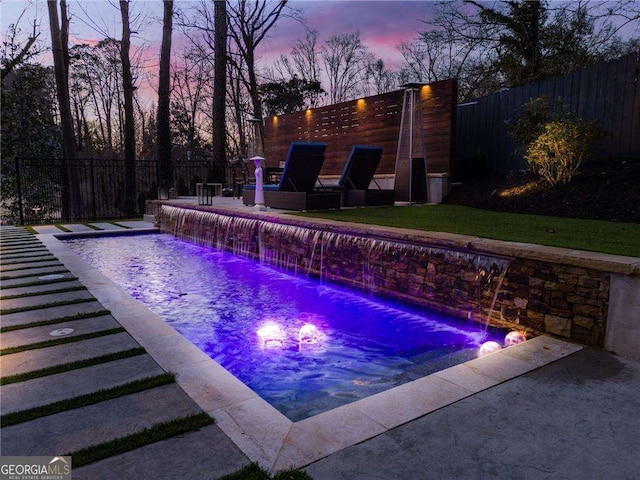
[{"left": 296, "top": 204, "right": 640, "bottom": 258}]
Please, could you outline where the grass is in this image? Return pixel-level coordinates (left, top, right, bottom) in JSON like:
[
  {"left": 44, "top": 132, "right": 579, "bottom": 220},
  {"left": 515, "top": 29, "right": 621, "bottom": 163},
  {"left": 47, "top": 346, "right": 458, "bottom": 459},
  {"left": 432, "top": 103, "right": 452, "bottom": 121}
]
[
  {"left": 297, "top": 204, "right": 640, "bottom": 257},
  {"left": 0, "top": 347, "right": 146, "bottom": 385},
  {"left": 68, "top": 412, "right": 214, "bottom": 467},
  {"left": 217, "top": 463, "right": 313, "bottom": 480},
  {"left": 1, "top": 373, "right": 175, "bottom": 427}
]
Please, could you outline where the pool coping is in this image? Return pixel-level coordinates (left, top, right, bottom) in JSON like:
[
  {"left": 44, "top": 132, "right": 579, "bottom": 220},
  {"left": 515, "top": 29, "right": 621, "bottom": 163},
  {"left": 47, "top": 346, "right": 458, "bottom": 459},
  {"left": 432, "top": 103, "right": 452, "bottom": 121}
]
[{"left": 40, "top": 232, "right": 584, "bottom": 471}]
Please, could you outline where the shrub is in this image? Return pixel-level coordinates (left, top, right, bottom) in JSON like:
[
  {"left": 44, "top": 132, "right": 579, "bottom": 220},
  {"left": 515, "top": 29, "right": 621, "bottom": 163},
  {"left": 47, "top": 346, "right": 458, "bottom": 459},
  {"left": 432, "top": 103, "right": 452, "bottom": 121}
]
[
  {"left": 510, "top": 96, "right": 599, "bottom": 186},
  {"left": 525, "top": 118, "right": 597, "bottom": 186}
]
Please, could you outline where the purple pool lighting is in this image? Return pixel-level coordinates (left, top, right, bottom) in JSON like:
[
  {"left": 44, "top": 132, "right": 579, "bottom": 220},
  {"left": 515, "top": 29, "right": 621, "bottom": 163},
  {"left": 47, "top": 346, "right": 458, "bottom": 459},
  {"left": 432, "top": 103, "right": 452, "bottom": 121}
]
[{"left": 65, "top": 234, "right": 506, "bottom": 421}]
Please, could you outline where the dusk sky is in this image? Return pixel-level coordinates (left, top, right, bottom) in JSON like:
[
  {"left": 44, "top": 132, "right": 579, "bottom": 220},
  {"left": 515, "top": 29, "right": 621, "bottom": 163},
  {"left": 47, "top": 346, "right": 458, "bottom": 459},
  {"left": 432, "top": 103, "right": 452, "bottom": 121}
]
[{"left": 1, "top": 0, "right": 434, "bottom": 102}]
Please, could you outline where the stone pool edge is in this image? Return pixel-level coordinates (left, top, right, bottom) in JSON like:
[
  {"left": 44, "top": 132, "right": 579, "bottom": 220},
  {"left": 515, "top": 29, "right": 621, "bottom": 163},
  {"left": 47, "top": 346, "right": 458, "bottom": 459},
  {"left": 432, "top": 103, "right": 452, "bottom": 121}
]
[{"left": 39, "top": 233, "right": 584, "bottom": 471}]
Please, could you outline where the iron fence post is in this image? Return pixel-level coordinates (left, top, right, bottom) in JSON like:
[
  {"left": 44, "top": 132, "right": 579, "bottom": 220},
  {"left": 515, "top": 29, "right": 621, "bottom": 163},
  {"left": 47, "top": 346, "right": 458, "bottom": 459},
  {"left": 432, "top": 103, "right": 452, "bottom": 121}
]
[{"left": 15, "top": 157, "right": 24, "bottom": 225}]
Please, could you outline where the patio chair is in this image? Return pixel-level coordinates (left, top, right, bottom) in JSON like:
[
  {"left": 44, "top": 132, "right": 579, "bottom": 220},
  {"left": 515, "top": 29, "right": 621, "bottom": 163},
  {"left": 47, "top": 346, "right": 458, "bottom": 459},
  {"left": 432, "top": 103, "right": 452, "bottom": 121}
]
[
  {"left": 243, "top": 142, "right": 341, "bottom": 211},
  {"left": 336, "top": 145, "right": 395, "bottom": 207}
]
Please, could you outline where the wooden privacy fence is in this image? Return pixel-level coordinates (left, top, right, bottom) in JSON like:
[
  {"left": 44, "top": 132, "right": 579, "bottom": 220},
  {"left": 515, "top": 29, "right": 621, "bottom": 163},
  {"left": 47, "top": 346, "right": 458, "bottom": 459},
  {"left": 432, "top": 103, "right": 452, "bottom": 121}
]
[
  {"left": 456, "top": 51, "right": 640, "bottom": 175},
  {"left": 263, "top": 79, "right": 457, "bottom": 177}
]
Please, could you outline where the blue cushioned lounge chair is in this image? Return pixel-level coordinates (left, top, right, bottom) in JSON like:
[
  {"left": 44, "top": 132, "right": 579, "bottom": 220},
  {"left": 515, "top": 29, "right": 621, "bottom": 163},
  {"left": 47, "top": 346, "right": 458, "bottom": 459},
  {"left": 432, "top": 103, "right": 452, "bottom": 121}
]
[
  {"left": 243, "top": 142, "right": 341, "bottom": 211},
  {"left": 337, "top": 145, "right": 395, "bottom": 207}
]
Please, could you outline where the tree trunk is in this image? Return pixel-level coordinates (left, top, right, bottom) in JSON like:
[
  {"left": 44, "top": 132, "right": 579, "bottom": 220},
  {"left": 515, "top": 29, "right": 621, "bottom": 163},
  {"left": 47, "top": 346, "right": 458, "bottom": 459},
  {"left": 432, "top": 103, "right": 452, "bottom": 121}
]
[
  {"left": 157, "top": 0, "right": 173, "bottom": 194},
  {"left": 47, "top": 0, "right": 75, "bottom": 221},
  {"left": 213, "top": 0, "right": 228, "bottom": 182},
  {"left": 119, "top": 0, "right": 137, "bottom": 216}
]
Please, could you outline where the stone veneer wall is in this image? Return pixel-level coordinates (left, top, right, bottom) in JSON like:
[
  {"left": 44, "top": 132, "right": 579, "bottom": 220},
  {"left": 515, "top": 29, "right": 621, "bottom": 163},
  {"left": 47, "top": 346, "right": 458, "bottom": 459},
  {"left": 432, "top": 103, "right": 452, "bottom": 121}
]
[
  {"left": 493, "top": 259, "right": 609, "bottom": 345},
  {"left": 156, "top": 203, "right": 618, "bottom": 347}
]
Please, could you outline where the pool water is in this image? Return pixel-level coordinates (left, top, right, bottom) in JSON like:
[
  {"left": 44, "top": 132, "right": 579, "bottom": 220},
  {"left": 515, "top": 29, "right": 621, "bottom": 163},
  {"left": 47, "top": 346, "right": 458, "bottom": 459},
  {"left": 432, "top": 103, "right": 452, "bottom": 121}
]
[{"left": 65, "top": 234, "right": 505, "bottom": 420}]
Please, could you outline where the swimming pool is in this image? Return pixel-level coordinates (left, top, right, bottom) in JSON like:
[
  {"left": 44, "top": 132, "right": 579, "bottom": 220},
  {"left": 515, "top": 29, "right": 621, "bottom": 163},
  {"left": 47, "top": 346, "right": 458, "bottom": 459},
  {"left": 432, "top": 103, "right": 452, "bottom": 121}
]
[{"left": 65, "top": 233, "right": 506, "bottom": 420}]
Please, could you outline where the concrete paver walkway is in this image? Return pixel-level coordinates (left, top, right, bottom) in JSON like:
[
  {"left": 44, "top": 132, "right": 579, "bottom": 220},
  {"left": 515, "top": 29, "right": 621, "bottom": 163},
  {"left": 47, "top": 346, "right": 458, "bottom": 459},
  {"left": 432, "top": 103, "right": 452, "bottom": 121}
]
[{"left": 0, "top": 225, "right": 250, "bottom": 479}]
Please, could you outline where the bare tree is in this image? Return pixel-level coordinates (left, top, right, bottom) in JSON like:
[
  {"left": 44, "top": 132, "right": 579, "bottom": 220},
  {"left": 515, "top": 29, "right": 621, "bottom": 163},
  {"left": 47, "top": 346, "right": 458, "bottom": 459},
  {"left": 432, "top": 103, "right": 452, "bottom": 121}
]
[
  {"left": 1, "top": 9, "right": 44, "bottom": 80},
  {"left": 157, "top": 0, "right": 173, "bottom": 193},
  {"left": 119, "top": 0, "right": 136, "bottom": 215},
  {"left": 322, "top": 31, "right": 373, "bottom": 104},
  {"left": 47, "top": 0, "right": 75, "bottom": 220},
  {"left": 213, "top": 0, "right": 227, "bottom": 180},
  {"left": 171, "top": 49, "right": 211, "bottom": 154},
  {"left": 365, "top": 59, "right": 398, "bottom": 95},
  {"left": 227, "top": 0, "right": 288, "bottom": 123}
]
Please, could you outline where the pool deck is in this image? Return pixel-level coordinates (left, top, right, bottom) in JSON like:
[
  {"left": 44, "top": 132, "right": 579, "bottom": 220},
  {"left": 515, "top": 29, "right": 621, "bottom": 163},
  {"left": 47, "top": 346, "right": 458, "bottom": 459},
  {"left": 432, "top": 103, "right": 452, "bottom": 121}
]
[{"left": 1, "top": 204, "right": 639, "bottom": 479}]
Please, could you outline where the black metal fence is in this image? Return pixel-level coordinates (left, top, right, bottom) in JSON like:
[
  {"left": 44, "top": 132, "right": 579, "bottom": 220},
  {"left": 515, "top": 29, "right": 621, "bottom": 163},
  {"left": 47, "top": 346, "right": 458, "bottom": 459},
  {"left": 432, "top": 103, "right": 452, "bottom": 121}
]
[
  {"left": 455, "top": 51, "right": 640, "bottom": 175},
  {"left": 13, "top": 157, "right": 222, "bottom": 224}
]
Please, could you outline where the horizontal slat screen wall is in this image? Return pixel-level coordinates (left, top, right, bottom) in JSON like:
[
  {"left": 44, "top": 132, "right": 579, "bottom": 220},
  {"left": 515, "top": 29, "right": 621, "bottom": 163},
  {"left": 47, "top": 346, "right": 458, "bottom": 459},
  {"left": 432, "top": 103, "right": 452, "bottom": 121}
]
[{"left": 264, "top": 79, "right": 457, "bottom": 177}]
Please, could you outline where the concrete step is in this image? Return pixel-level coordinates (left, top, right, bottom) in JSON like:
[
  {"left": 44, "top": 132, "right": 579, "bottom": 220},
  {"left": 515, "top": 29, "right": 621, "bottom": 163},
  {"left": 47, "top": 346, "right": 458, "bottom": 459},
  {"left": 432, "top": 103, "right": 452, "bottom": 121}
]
[
  {"left": 0, "top": 314, "right": 119, "bottom": 350},
  {"left": 73, "top": 424, "right": 249, "bottom": 480},
  {"left": 0, "top": 383, "right": 203, "bottom": 457},
  {"left": 1, "top": 289, "right": 94, "bottom": 311},
  {"left": 1, "top": 354, "right": 164, "bottom": 414},
  {"left": 1, "top": 332, "right": 139, "bottom": 378},
  {"left": 0, "top": 301, "right": 106, "bottom": 329}
]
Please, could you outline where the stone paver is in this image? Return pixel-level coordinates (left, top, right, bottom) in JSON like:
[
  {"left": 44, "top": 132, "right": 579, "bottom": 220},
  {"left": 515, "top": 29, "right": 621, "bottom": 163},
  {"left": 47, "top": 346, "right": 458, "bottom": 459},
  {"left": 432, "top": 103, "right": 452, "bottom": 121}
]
[
  {"left": 0, "top": 301, "right": 106, "bottom": 328},
  {"left": 87, "top": 223, "right": 126, "bottom": 231},
  {"left": 1, "top": 252, "right": 55, "bottom": 262},
  {"left": 115, "top": 220, "right": 155, "bottom": 229},
  {"left": 74, "top": 424, "right": 249, "bottom": 480},
  {"left": 1, "top": 289, "right": 93, "bottom": 310},
  {"left": 1, "top": 271, "right": 75, "bottom": 288},
  {"left": 1, "top": 279, "right": 84, "bottom": 297},
  {"left": 0, "top": 265, "right": 68, "bottom": 279},
  {"left": 1, "top": 384, "right": 203, "bottom": 456},
  {"left": 1, "top": 331, "right": 138, "bottom": 377},
  {"left": 1, "top": 354, "right": 164, "bottom": 414},
  {"left": 61, "top": 224, "right": 96, "bottom": 232},
  {"left": 0, "top": 314, "right": 119, "bottom": 350},
  {"left": 32, "top": 225, "right": 66, "bottom": 235}
]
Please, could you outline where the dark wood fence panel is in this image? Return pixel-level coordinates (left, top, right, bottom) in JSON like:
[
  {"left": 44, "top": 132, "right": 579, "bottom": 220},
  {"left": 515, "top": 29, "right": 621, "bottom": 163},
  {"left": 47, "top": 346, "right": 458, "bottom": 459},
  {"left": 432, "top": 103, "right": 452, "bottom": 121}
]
[
  {"left": 456, "top": 52, "right": 640, "bottom": 175},
  {"left": 264, "top": 79, "right": 457, "bottom": 177}
]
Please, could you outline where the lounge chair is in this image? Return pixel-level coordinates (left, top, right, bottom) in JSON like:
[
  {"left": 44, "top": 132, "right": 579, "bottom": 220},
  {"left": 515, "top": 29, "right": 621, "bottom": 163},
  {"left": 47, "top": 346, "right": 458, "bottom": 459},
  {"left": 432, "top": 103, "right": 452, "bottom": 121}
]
[
  {"left": 336, "top": 145, "right": 395, "bottom": 207},
  {"left": 243, "top": 142, "right": 340, "bottom": 211}
]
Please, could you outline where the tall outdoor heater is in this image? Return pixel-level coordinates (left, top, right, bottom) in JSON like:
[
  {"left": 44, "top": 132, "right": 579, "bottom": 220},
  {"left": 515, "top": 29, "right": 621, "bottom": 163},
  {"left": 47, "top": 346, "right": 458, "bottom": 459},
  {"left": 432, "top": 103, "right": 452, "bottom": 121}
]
[{"left": 394, "top": 83, "right": 428, "bottom": 204}]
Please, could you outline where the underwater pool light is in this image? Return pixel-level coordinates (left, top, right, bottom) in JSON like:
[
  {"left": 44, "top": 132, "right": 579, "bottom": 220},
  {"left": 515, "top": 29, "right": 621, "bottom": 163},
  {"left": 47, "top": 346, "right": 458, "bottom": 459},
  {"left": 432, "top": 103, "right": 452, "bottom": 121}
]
[
  {"left": 478, "top": 341, "right": 502, "bottom": 357},
  {"left": 505, "top": 330, "right": 527, "bottom": 346},
  {"left": 298, "top": 323, "right": 322, "bottom": 345},
  {"left": 257, "top": 322, "right": 285, "bottom": 348}
]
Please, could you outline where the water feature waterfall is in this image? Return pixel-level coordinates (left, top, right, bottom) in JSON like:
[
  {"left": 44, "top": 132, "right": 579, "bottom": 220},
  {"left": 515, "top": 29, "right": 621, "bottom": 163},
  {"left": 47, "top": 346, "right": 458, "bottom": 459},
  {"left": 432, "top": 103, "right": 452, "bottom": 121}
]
[{"left": 159, "top": 205, "right": 511, "bottom": 328}]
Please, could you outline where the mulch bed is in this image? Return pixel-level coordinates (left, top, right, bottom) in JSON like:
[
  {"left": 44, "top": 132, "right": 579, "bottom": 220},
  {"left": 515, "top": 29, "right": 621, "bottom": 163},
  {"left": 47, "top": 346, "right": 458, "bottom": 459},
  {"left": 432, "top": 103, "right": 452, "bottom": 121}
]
[{"left": 444, "top": 158, "right": 640, "bottom": 223}]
